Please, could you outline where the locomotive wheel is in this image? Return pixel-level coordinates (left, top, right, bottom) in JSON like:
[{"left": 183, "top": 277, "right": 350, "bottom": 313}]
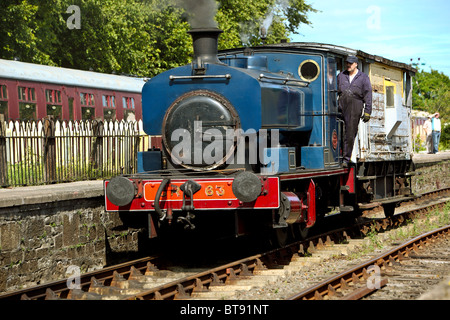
[
  {"left": 271, "top": 227, "right": 289, "bottom": 248},
  {"left": 293, "top": 222, "right": 309, "bottom": 240}
]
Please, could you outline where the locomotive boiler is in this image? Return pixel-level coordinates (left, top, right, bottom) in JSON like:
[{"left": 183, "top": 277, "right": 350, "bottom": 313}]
[{"left": 105, "top": 28, "right": 417, "bottom": 246}]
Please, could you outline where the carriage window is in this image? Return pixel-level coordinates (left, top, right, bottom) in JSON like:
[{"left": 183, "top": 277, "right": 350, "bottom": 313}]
[
  {"left": 102, "top": 95, "right": 116, "bottom": 121},
  {"left": 103, "top": 108, "right": 116, "bottom": 121},
  {"left": 122, "top": 97, "right": 135, "bottom": 109},
  {"left": 386, "top": 86, "right": 395, "bottom": 108},
  {"left": 19, "top": 103, "right": 36, "bottom": 120},
  {"left": 122, "top": 96, "right": 135, "bottom": 121},
  {"left": 18, "top": 86, "right": 36, "bottom": 102},
  {"left": 81, "top": 107, "right": 95, "bottom": 120},
  {"left": 0, "top": 101, "right": 8, "bottom": 121},
  {"left": 123, "top": 109, "right": 135, "bottom": 121},
  {"left": 81, "top": 93, "right": 95, "bottom": 120},
  {"left": 46, "top": 89, "right": 61, "bottom": 104},
  {"left": 336, "top": 58, "right": 343, "bottom": 76},
  {"left": 383, "top": 78, "right": 395, "bottom": 109},
  {"left": 45, "top": 89, "right": 62, "bottom": 120},
  {"left": 327, "top": 58, "right": 338, "bottom": 112},
  {"left": 0, "top": 85, "right": 7, "bottom": 100},
  {"left": 18, "top": 86, "right": 36, "bottom": 120},
  {"left": 102, "top": 95, "right": 115, "bottom": 108},
  {"left": 0, "top": 85, "right": 8, "bottom": 120},
  {"left": 80, "top": 92, "right": 95, "bottom": 106},
  {"left": 46, "top": 105, "right": 62, "bottom": 120}
]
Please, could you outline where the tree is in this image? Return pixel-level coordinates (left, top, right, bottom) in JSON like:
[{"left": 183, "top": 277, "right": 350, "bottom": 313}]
[
  {"left": 0, "top": 0, "right": 192, "bottom": 77},
  {"left": 0, "top": 1, "right": 55, "bottom": 65},
  {"left": 52, "top": 0, "right": 191, "bottom": 76},
  {"left": 0, "top": 0, "right": 316, "bottom": 77},
  {"left": 413, "top": 69, "right": 450, "bottom": 123},
  {"left": 215, "top": 0, "right": 317, "bottom": 48}
]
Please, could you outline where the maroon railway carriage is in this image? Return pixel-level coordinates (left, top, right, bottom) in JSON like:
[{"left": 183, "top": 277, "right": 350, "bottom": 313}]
[{"left": 0, "top": 58, "right": 145, "bottom": 122}]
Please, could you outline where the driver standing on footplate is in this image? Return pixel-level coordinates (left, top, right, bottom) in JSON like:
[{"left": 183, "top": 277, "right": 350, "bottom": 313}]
[{"left": 337, "top": 55, "right": 372, "bottom": 167}]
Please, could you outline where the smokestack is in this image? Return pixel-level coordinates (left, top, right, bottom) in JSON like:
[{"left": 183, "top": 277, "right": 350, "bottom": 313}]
[{"left": 188, "top": 28, "right": 224, "bottom": 66}]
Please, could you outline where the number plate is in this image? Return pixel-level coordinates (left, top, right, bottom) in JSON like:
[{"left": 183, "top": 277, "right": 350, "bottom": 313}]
[{"left": 105, "top": 177, "right": 279, "bottom": 211}]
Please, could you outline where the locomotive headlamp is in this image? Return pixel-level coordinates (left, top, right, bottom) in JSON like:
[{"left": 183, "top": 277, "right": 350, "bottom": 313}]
[
  {"left": 162, "top": 89, "right": 240, "bottom": 171},
  {"left": 106, "top": 176, "right": 136, "bottom": 207}
]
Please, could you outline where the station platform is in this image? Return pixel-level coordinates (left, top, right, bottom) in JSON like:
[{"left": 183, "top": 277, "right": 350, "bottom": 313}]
[
  {"left": 0, "top": 180, "right": 104, "bottom": 208},
  {"left": 0, "top": 151, "right": 448, "bottom": 209},
  {"left": 412, "top": 150, "right": 450, "bottom": 165}
]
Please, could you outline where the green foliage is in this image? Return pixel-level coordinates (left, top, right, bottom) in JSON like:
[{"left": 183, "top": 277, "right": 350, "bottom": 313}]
[
  {"left": 413, "top": 133, "right": 426, "bottom": 152},
  {"left": 216, "top": 0, "right": 317, "bottom": 48},
  {"left": 441, "top": 123, "right": 450, "bottom": 150},
  {"left": 0, "top": 0, "right": 316, "bottom": 77},
  {"left": 0, "top": 1, "right": 54, "bottom": 65},
  {"left": 413, "top": 68, "right": 450, "bottom": 124}
]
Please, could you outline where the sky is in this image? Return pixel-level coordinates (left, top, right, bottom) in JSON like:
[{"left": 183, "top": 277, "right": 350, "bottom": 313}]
[{"left": 290, "top": 0, "right": 450, "bottom": 77}]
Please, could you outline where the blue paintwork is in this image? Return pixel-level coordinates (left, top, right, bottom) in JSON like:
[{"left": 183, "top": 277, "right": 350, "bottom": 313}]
[
  {"left": 249, "top": 50, "right": 341, "bottom": 168},
  {"left": 142, "top": 64, "right": 262, "bottom": 135},
  {"left": 261, "top": 147, "right": 296, "bottom": 174},
  {"left": 142, "top": 47, "right": 342, "bottom": 171},
  {"left": 301, "top": 146, "right": 325, "bottom": 169},
  {"left": 253, "top": 52, "right": 324, "bottom": 144},
  {"left": 137, "top": 150, "right": 162, "bottom": 173}
]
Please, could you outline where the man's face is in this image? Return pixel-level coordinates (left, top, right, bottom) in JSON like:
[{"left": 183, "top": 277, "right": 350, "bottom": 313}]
[{"left": 346, "top": 62, "right": 358, "bottom": 73}]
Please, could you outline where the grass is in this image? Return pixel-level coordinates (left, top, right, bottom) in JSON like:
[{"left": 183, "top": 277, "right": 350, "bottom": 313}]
[{"left": 347, "top": 201, "right": 450, "bottom": 260}]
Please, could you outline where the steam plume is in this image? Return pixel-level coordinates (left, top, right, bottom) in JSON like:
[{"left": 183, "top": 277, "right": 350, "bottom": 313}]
[{"left": 177, "top": 0, "right": 218, "bottom": 28}]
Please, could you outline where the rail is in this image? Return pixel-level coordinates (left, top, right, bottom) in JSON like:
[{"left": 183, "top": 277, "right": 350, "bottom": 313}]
[
  {"left": 287, "top": 224, "right": 450, "bottom": 300},
  {"left": 0, "top": 188, "right": 447, "bottom": 300},
  {"left": 0, "top": 256, "right": 160, "bottom": 300}
]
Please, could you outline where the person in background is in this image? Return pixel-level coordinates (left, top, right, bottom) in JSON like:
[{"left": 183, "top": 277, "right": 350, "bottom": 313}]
[
  {"left": 423, "top": 116, "right": 433, "bottom": 154},
  {"left": 431, "top": 112, "right": 441, "bottom": 154}
]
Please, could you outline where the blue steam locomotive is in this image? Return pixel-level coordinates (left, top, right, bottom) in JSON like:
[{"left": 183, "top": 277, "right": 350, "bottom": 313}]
[{"left": 105, "top": 28, "right": 417, "bottom": 246}]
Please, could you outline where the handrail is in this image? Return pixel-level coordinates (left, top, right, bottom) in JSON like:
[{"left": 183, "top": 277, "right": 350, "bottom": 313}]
[
  {"left": 169, "top": 74, "right": 231, "bottom": 80},
  {"left": 258, "top": 73, "right": 309, "bottom": 86}
]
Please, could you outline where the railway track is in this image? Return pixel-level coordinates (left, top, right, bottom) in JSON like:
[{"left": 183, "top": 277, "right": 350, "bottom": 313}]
[
  {"left": 368, "top": 232, "right": 450, "bottom": 300},
  {"left": 0, "top": 256, "right": 164, "bottom": 300},
  {"left": 287, "top": 225, "right": 450, "bottom": 300},
  {"left": 131, "top": 195, "right": 449, "bottom": 300},
  {"left": 0, "top": 188, "right": 448, "bottom": 300}
]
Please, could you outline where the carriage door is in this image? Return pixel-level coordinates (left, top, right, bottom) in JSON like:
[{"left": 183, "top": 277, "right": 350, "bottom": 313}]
[
  {"left": 68, "top": 97, "right": 75, "bottom": 121},
  {"left": 62, "top": 86, "right": 76, "bottom": 121}
]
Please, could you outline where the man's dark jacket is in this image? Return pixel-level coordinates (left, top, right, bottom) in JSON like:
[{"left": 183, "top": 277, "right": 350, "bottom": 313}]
[
  {"left": 337, "top": 69, "right": 373, "bottom": 162},
  {"left": 337, "top": 70, "right": 372, "bottom": 116}
]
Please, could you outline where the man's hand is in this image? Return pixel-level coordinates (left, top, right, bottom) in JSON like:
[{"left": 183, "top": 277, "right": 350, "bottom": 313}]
[{"left": 362, "top": 112, "right": 370, "bottom": 123}]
